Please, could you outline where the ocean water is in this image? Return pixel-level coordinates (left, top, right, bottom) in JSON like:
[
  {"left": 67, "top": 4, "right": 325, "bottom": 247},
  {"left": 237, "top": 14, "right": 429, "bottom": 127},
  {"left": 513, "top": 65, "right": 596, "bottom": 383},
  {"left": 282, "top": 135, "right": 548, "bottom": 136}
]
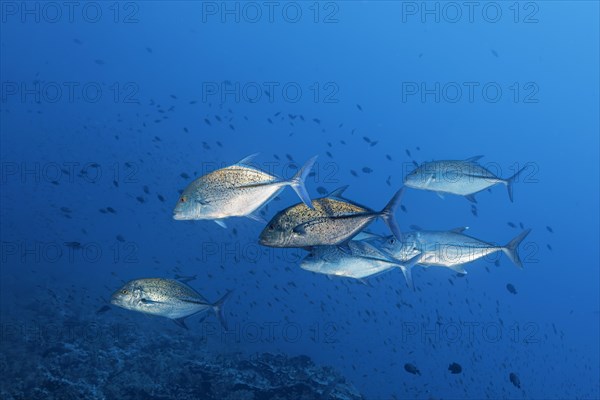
[{"left": 1, "top": 2, "right": 599, "bottom": 399}]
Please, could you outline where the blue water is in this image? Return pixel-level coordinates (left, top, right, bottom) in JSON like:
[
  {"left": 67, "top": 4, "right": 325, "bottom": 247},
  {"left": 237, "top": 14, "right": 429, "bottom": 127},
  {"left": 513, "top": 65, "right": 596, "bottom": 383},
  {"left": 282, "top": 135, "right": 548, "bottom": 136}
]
[{"left": 1, "top": 2, "right": 599, "bottom": 399}]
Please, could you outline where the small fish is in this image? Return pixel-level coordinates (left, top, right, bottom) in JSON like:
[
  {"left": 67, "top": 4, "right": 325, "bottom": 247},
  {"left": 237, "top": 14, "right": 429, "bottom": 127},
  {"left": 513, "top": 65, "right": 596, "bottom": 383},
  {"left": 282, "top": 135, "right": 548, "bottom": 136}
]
[
  {"left": 173, "top": 154, "right": 317, "bottom": 227},
  {"left": 362, "top": 167, "right": 373, "bottom": 174},
  {"left": 404, "top": 156, "right": 528, "bottom": 202},
  {"left": 509, "top": 372, "right": 521, "bottom": 388},
  {"left": 404, "top": 363, "right": 420, "bottom": 375},
  {"left": 506, "top": 283, "right": 517, "bottom": 294},
  {"left": 96, "top": 305, "right": 111, "bottom": 314},
  {"left": 111, "top": 278, "right": 231, "bottom": 329},
  {"left": 448, "top": 362, "right": 462, "bottom": 374},
  {"left": 316, "top": 186, "right": 328, "bottom": 195},
  {"left": 259, "top": 186, "right": 403, "bottom": 248},
  {"left": 356, "top": 104, "right": 363, "bottom": 111},
  {"left": 546, "top": 226, "right": 553, "bottom": 233}
]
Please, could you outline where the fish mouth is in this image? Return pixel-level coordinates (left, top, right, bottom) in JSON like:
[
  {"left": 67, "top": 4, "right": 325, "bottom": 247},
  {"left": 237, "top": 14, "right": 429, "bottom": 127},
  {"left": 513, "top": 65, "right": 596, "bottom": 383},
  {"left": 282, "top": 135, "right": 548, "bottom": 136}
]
[{"left": 172, "top": 212, "right": 187, "bottom": 221}]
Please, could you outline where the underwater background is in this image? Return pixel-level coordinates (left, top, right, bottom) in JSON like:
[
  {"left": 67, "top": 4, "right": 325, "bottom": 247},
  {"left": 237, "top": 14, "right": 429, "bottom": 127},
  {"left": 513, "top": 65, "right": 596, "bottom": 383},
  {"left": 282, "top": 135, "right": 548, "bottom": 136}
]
[{"left": 1, "top": 1, "right": 599, "bottom": 399}]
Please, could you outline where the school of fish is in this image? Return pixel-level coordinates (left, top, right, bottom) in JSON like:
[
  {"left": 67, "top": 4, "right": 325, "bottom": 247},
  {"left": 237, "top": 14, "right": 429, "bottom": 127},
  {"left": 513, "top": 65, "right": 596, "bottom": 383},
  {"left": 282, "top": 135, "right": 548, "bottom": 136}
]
[{"left": 111, "top": 153, "right": 532, "bottom": 328}]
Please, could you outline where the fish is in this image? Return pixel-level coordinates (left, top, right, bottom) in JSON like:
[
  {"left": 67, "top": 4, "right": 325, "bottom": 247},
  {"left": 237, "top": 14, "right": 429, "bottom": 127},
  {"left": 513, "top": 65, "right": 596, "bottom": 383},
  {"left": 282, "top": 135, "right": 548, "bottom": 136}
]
[
  {"left": 448, "top": 362, "right": 462, "bottom": 374},
  {"left": 173, "top": 154, "right": 317, "bottom": 227},
  {"left": 96, "top": 305, "right": 111, "bottom": 314},
  {"left": 258, "top": 186, "right": 403, "bottom": 248},
  {"left": 509, "top": 372, "right": 521, "bottom": 388},
  {"left": 377, "top": 227, "right": 532, "bottom": 273},
  {"left": 404, "top": 363, "right": 420, "bottom": 375},
  {"left": 300, "top": 239, "right": 420, "bottom": 286},
  {"left": 111, "top": 278, "right": 231, "bottom": 329},
  {"left": 404, "top": 156, "right": 528, "bottom": 202},
  {"left": 506, "top": 283, "right": 517, "bottom": 294}
]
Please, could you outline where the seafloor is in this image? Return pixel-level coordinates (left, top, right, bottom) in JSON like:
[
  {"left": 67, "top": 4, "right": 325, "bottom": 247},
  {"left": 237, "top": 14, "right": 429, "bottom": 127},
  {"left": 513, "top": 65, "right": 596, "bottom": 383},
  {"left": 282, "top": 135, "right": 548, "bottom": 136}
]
[{"left": 0, "top": 318, "right": 364, "bottom": 400}]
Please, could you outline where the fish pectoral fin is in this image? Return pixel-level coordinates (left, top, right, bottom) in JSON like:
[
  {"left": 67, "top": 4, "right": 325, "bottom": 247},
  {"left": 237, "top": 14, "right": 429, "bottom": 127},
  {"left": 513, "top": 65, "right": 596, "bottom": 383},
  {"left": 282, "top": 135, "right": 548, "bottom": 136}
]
[
  {"left": 173, "top": 318, "right": 189, "bottom": 330},
  {"left": 465, "top": 194, "right": 477, "bottom": 203},
  {"left": 179, "top": 298, "right": 209, "bottom": 305},
  {"left": 140, "top": 298, "right": 163, "bottom": 304},
  {"left": 235, "top": 180, "right": 280, "bottom": 189}
]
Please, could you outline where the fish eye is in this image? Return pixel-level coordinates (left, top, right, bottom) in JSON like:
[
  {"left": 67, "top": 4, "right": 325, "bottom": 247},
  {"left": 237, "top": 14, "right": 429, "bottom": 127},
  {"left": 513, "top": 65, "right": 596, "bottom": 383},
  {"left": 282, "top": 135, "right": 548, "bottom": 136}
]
[
  {"left": 179, "top": 196, "right": 187, "bottom": 203},
  {"left": 121, "top": 289, "right": 128, "bottom": 294},
  {"left": 389, "top": 238, "right": 396, "bottom": 244},
  {"left": 268, "top": 224, "right": 275, "bottom": 231}
]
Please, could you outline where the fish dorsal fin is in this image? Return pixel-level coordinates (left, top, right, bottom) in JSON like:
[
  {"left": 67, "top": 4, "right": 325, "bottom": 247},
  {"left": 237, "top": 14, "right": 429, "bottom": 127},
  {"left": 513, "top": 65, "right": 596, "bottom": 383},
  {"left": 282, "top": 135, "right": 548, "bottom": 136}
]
[
  {"left": 409, "top": 224, "right": 423, "bottom": 231},
  {"left": 450, "top": 226, "right": 469, "bottom": 234},
  {"left": 327, "top": 185, "right": 350, "bottom": 199},
  {"left": 465, "top": 155, "right": 484, "bottom": 163},
  {"left": 236, "top": 153, "right": 260, "bottom": 166}
]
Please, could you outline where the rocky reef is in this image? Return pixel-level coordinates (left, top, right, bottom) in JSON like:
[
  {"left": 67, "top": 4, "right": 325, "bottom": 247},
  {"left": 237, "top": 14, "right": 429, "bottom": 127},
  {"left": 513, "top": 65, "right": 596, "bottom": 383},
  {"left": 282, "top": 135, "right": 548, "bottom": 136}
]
[{"left": 0, "top": 320, "right": 364, "bottom": 400}]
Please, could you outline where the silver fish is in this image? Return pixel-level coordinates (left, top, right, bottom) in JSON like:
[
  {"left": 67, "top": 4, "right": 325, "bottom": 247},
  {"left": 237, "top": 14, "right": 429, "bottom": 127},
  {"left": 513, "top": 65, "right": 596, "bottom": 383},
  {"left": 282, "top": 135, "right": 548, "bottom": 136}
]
[
  {"left": 404, "top": 156, "right": 528, "bottom": 202},
  {"left": 111, "top": 278, "right": 231, "bottom": 329},
  {"left": 300, "top": 240, "right": 420, "bottom": 287},
  {"left": 173, "top": 154, "right": 317, "bottom": 227},
  {"left": 378, "top": 227, "right": 532, "bottom": 273},
  {"left": 259, "top": 186, "right": 403, "bottom": 248}
]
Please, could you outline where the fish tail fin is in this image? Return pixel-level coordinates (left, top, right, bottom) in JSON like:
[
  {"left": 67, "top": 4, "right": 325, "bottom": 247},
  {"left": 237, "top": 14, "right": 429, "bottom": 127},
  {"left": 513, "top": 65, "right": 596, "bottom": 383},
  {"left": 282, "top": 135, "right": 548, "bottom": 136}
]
[
  {"left": 396, "top": 253, "right": 421, "bottom": 290},
  {"left": 212, "top": 290, "right": 232, "bottom": 330},
  {"left": 288, "top": 155, "right": 318, "bottom": 209},
  {"left": 380, "top": 187, "right": 404, "bottom": 239},
  {"left": 505, "top": 165, "right": 528, "bottom": 202},
  {"left": 502, "top": 229, "right": 532, "bottom": 268}
]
